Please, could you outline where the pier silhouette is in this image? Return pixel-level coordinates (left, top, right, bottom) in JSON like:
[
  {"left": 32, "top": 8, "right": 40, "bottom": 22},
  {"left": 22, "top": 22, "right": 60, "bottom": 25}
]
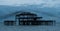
[
  {"left": 4, "top": 12, "right": 56, "bottom": 26},
  {"left": 15, "top": 12, "right": 55, "bottom": 25}
]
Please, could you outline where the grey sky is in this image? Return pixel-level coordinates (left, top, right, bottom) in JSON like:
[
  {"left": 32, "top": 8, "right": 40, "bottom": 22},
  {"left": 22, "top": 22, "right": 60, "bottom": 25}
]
[{"left": 0, "top": 0, "right": 60, "bottom": 6}]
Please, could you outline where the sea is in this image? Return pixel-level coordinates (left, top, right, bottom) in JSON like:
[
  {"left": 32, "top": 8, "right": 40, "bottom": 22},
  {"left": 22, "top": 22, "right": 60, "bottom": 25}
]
[{"left": 0, "top": 22, "right": 60, "bottom": 31}]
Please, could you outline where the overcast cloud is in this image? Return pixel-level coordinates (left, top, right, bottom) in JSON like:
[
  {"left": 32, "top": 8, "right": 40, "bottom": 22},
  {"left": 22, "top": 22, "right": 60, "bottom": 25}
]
[{"left": 0, "top": 0, "right": 60, "bottom": 8}]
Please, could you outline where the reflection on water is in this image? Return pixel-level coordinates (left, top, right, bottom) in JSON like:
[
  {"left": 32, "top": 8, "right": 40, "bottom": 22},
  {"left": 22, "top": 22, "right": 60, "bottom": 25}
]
[{"left": 0, "top": 22, "right": 60, "bottom": 31}]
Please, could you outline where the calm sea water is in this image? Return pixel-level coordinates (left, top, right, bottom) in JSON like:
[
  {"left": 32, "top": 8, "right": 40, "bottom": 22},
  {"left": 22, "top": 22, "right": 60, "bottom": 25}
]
[{"left": 0, "top": 22, "right": 60, "bottom": 31}]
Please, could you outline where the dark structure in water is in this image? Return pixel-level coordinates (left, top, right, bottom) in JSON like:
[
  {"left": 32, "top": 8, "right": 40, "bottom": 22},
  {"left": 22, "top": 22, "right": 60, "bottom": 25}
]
[
  {"left": 4, "top": 12, "right": 55, "bottom": 26},
  {"left": 15, "top": 12, "right": 55, "bottom": 25},
  {"left": 4, "top": 20, "right": 16, "bottom": 26}
]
